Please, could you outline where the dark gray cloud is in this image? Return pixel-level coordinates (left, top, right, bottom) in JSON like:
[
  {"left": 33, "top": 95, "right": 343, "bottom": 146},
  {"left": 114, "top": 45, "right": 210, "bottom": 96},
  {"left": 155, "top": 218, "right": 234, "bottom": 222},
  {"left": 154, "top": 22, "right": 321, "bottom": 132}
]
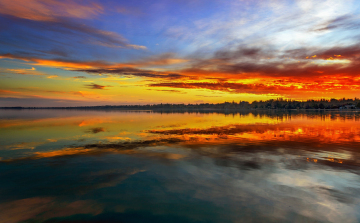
[
  {"left": 76, "top": 67, "right": 187, "bottom": 80},
  {"left": 149, "top": 82, "right": 297, "bottom": 95},
  {"left": 86, "top": 127, "right": 105, "bottom": 134},
  {"left": 146, "top": 89, "right": 186, "bottom": 93},
  {"left": 213, "top": 46, "right": 271, "bottom": 61},
  {"left": 84, "top": 83, "right": 111, "bottom": 90},
  {"left": 312, "top": 15, "right": 360, "bottom": 32},
  {"left": 182, "top": 43, "right": 360, "bottom": 80}
]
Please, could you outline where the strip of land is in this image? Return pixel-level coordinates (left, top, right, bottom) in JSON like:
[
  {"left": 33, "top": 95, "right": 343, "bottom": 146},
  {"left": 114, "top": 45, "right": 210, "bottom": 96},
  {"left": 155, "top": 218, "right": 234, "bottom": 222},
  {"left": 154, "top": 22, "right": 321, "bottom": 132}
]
[{"left": 1, "top": 98, "right": 360, "bottom": 110}]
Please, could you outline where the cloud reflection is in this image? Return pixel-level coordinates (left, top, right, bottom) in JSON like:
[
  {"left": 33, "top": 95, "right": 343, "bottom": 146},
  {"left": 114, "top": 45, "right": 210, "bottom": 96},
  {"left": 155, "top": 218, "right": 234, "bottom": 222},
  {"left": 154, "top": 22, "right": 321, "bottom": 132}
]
[{"left": 1, "top": 111, "right": 360, "bottom": 222}]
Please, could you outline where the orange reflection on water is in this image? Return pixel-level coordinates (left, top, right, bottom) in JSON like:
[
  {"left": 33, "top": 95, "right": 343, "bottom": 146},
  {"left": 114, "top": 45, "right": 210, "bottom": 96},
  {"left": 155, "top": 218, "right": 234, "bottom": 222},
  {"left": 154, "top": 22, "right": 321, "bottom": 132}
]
[
  {"left": 148, "top": 121, "right": 360, "bottom": 145},
  {"left": 1, "top": 110, "right": 360, "bottom": 162}
]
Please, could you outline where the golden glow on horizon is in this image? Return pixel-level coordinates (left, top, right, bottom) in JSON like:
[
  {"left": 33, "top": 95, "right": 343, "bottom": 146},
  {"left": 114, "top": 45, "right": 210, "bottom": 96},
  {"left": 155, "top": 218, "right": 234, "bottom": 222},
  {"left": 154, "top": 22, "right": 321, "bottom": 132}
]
[{"left": 2, "top": 51, "right": 360, "bottom": 105}]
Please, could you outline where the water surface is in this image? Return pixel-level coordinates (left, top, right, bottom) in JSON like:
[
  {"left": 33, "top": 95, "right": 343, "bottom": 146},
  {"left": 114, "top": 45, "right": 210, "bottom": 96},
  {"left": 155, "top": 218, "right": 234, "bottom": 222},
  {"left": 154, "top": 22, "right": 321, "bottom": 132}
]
[{"left": 1, "top": 110, "right": 360, "bottom": 223}]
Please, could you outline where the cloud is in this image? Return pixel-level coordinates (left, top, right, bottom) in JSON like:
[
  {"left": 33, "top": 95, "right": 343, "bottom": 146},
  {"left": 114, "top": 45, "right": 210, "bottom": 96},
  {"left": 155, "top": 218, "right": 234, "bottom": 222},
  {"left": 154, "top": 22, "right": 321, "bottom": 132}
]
[
  {"left": 148, "top": 80, "right": 360, "bottom": 98},
  {"left": 115, "top": 6, "right": 143, "bottom": 16},
  {"left": 74, "top": 76, "right": 86, "bottom": 79},
  {"left": 84, "top": 83, "right": 111, "bottom": 90},
  {"left": 213, "top": 46, "right": 270, "bottom": 61},
  {"left": 312, "top": 15, "right": 360, "bottom": 32},
  {"left": 46, "top": 75, "right": 58, "bottom": 79},
  {"left": 305, "top": 44, "right": 360, "bottom": 61},
  {"left": 6, "top": 142, "right": 44, "bottom": 150},
  {"left": 182, "top": 43, "right": 360, "bottom": 79},
  {"left": 0, "top": 1, "right": 146, "bottom": 50},
  {"left": 2, "top": 67, "right": 62, "bottom": 79},
  {"left": 5, "top": 67, "right": 46, "bottom": 76},
  {"left": 0, "top": 0, "right": 103, "bottom": 21},
  {"left": 146, "top": 89, "right": 185, "bottom": 93},
  {"left": 86, "top": 127, "right": 105, "bottom": 134},
  {"left": 0, "top": 53, "right": 187, "bottom": 72},
  {"left": 132, "top": 53, "right": 189, "bottom": 66},
  {"left": 3, "top": 41, "right": 360, "bottom": 99},
  {"left": 15, "top": 17, "right": 142, "bottom": 49},
  {"left": 77, "top": 67, "right": 187, "bottom": 80},
  {"left": 2, "top": 7, "right": 360, "bottom": 101},
  {"left": 149, "top": 82, "right": 295, "bottom": 95},
  {"left": 3, "top": 42, "right": 360, "bottom": 99},
  {"left": 195, "top": 95, "right": 222, "bottom": 97},
  {"left": 0, "top": 53, "right": 113, "bottom": 69},
  {"left": 0, "top": 89, "right": 22, "bottom": 95},
  {"left": 125, "top": 44, "right": 147, "bottom": 50}
]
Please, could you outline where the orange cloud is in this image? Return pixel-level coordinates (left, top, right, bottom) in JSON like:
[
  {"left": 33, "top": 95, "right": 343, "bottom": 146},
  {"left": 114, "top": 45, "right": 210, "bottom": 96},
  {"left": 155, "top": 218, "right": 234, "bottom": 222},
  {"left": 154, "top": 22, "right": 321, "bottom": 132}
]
[
  {"left": 148, "top": 80, "right": 360, "bottom": 99},
  {"left": 0, "top": 53, "right": 186, "bottom": 70},
  {"left": 0, "top": 89, "right": 22, "bottom": 94},
  {"left": 6, "top": 142, "right": 44, "bottom": 150},
  {"left": 5, "top": 67, "right": 46, "bottom": 76},
  {"left": 1, "top": 52, "right": 189, "bottom": 69},
  {"left": 2, "top": 43, "right": 360, "bottom": 100}
]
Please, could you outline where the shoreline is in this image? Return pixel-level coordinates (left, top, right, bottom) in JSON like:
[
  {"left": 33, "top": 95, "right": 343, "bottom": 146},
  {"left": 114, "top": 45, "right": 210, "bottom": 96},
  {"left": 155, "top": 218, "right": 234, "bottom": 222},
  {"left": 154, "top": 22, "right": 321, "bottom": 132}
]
[{"left": 1, "top": 107, "right": 359, "bottom": 112}]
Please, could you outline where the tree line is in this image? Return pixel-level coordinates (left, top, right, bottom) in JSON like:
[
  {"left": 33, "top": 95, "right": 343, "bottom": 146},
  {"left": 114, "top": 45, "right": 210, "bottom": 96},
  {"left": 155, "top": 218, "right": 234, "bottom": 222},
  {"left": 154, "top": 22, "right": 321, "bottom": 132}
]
[
  {"left": 245, "top": 98, "right": 360, "bottom": 109},
  {"left": 2, "top": 98, "right": 360, "bottom": 110}
]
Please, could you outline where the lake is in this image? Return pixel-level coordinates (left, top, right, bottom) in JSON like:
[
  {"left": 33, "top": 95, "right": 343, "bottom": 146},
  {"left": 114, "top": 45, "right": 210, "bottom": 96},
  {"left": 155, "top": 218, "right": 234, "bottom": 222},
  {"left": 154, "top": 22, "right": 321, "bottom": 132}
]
[{"left": 0, "top": 109, "right": 360, "bottom": 223}]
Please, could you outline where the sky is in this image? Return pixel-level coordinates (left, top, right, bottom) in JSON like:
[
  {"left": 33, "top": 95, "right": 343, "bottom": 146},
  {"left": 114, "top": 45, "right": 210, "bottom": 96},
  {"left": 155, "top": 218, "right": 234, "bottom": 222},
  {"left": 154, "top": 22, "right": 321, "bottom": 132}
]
[{"left": 0, "top": 0, "right": 360, "bottom": 106}]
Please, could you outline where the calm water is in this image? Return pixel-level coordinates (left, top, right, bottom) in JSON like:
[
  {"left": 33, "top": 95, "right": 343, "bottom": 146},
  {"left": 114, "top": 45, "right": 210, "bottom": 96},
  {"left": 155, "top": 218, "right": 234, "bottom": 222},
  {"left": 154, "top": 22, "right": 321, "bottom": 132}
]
[{"left": 0, "top": 110, "right": 360, "bottom": 223}]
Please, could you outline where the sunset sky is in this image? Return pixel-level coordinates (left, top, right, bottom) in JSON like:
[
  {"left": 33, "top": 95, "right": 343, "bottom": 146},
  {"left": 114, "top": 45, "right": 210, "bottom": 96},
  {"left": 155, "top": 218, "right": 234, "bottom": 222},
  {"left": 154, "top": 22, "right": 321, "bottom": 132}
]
[{"left": 1, "top": 0, "right": 360, "bottom": 106}]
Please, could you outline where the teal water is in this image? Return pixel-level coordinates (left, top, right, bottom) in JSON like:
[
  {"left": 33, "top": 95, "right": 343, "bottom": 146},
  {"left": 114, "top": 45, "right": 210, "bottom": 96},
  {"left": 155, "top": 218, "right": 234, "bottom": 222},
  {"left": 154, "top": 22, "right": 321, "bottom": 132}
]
[{"left": 0, "top": 110, "right": 360, "bottom": 223}]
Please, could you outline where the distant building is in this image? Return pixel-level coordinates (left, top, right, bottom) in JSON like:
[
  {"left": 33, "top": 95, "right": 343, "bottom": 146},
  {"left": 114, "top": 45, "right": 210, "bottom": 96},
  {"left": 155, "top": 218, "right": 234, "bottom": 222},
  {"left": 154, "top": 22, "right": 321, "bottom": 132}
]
[{"left": 340, "top": 105, "right": 356, "bottom": 109}]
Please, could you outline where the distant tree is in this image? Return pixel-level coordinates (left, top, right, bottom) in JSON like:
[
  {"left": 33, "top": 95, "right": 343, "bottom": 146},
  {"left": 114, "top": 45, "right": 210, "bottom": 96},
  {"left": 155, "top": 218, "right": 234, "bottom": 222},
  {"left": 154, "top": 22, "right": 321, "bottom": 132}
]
[
  {"left": 271, "top": 101, "right": 276, "bottom": 108},
  {"left": 319, "top": 103, "right": 325, "bottom": 109},
  {"left": 357, "top": 102, "right": 360, "bottom": 108}
]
